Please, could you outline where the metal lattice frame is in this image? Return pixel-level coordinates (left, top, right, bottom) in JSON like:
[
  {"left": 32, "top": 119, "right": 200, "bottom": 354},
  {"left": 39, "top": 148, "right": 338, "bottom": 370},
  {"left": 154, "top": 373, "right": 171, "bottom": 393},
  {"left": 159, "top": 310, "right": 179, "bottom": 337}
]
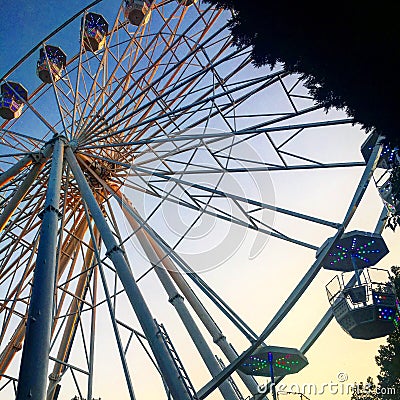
[{"left": 0, "top": 1, "right": 389, "bottom": 400}]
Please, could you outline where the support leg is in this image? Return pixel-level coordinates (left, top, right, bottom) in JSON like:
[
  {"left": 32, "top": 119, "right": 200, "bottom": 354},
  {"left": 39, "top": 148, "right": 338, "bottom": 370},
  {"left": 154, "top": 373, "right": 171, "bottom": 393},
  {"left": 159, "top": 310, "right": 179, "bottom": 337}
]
[
  {"left": 0, "top": 154, "right": 33, "bottom": 188},
  {"left": 115, "top": 190, "right": 261, "bottom": 398},
  {"left": 65, "top": 147, "right": 192, "bottom": 400},
  {"left": 120, "top": 200, "right": 239, "bottom": 400},
  {"left": 16, "top": 138, "right": 64, "bottom": 400}
]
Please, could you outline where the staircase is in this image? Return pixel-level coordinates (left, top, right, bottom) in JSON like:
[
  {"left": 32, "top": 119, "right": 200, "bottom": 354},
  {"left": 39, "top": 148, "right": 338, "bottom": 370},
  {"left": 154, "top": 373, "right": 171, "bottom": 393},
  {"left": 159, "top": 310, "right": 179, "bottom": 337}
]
[
  {"left": 215, "top": 355, "right": 245, "bottom": 400},
  {"left": 156, "top": 321, "right": 198, "bottom": 400}
]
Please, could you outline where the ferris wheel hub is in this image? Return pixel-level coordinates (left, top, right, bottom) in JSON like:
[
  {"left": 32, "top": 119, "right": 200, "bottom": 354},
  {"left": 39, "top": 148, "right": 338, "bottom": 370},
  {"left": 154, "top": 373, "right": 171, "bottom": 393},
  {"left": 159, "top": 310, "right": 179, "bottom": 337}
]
[{"left": 69, "top": 138, "right": 79, "bottom": 150}]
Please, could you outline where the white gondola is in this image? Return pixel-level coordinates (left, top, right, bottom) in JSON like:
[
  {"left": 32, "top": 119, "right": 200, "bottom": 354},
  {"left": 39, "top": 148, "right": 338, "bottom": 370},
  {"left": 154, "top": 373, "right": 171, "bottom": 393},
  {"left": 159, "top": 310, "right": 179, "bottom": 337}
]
[{"left": 326, "top": 267, "right": 399, "bottom": 339}]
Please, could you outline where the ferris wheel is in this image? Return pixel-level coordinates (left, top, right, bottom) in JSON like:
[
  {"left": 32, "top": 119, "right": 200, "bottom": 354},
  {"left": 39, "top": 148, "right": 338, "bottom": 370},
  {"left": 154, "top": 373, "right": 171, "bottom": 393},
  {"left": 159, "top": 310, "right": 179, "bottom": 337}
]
[{"left": 0, "top": 1, "right": 398, "bottom": 400}]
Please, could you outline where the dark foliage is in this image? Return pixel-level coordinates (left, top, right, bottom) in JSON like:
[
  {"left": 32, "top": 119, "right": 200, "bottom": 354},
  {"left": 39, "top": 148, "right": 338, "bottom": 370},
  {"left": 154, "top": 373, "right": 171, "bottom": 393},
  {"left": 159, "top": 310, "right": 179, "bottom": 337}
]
[
  {"left": 204, "top": 0, "right": 400, "bottom": 146},
  {"left": 351, "top": 377, "right": 377, "bottom": 400}
]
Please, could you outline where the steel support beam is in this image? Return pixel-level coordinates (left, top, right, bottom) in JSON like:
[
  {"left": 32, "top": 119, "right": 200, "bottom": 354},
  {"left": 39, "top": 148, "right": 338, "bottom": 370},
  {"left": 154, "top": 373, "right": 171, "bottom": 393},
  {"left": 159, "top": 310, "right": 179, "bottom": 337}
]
[
  {"left": 65, "top": 147, "right": 192, "bottom": 400},
  {"left": 85, "top": 215, "right": 137, "bottom": 400},
  {"left": 46, "top": 230, "right": 99, "bottom": 400},
  {"left": 152, "top": 242, "right": 263, "bottom": 398},
  {"left": 132, "top": 165, "right": 338, "bottom": 231},
  {"left": 118, "top": 191, "right": 261, "bottom": 398},
  {"left": 375, "top": 207, "right": 387, "bottom": 234},
  {"left": 120, "top": 198, "right": 239, "bottom": 400},
  {"left": 16, "top": 138, "right": 64, "bottom": 400},
  {"left": 0, "top": 155, "right": 33, "bottom": 189}
]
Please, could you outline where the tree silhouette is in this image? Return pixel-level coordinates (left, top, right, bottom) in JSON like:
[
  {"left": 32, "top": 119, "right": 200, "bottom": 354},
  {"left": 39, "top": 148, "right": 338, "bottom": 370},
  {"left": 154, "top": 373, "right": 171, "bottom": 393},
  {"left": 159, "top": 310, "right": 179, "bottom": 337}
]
[
  {"left": 351, "top": 377, "right": 377, "bottom": 400},
  {"left": 204, "top": 1, "right": 400, "bottom": 146}
]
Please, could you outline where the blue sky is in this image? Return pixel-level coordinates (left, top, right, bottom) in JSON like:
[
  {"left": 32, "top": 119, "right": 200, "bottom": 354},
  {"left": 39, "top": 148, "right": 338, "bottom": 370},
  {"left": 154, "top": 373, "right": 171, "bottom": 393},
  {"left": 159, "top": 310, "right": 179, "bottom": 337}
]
[{"left": 1, "top": 2, "right": 81, "bottom": 73}]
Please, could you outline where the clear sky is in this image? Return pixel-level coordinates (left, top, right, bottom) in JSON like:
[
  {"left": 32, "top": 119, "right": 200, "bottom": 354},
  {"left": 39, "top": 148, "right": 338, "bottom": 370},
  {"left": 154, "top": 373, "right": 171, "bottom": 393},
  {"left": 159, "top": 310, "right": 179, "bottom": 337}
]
[{"left": 0, "top": 2, "right": 398, "bottom": 400}]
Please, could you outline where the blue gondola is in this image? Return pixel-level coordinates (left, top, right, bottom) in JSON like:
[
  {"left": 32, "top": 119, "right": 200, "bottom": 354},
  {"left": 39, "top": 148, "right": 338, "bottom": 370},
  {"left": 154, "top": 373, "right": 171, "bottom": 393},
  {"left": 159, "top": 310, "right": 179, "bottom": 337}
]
[
  {"left": 0, "top": 82, "right": 28, "bottom": 120},
  {"left": 82, "top": 12, "right": 109, "bottom": 52},
  {"left": 36, "top": 45, "right": 67, "bottom": 84}
]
